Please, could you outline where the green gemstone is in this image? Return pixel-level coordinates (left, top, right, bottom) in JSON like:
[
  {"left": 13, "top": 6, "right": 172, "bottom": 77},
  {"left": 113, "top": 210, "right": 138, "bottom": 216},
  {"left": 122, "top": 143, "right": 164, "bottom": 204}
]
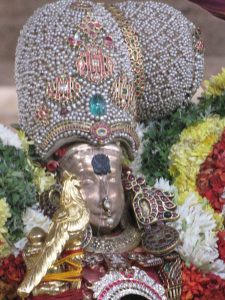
[
  {"left": 90, "top": 94, "right": 106, "bottom": 117},
  {"left": 164, "top": 264, "right": 171, "bottom": 273}
]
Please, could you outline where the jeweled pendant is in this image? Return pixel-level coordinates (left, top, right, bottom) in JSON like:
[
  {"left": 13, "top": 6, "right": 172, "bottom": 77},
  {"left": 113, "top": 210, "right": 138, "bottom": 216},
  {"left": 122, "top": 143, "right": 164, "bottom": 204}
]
[{"left": 90, "top": 94, "right": 106, "bottom": 117}]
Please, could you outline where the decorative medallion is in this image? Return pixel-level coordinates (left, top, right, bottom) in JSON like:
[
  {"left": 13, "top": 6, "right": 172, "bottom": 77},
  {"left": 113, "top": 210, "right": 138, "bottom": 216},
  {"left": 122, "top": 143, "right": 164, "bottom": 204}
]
[
  {"left": 142, "top": 224, "right": 180, "bottom": 256},
  {"left": 90, "top": 122, "right": 111, "bottom": 143},
  {"left": 112, "top": 76, "right": 136, "bottom": 116},
  {"left": 36, "top": 105, "right": 50, "bottom": 125},
  {"left": 76, "top": 48, "right": 114, "bottom": 83},
  {"left": 93, "top": 267, "right": 167, "bottom": 300},
  {"left": 80, "top": 15, "right": 103, "bottom": 39},
  {"left": 47, "top": 76, "right": 81, "bottom": 102},
  {"left": 123, "top": 171, "right": 179, "bottom": 226},
  {"left": 90, "top": 94, "right": 107, "bottom": 117}
]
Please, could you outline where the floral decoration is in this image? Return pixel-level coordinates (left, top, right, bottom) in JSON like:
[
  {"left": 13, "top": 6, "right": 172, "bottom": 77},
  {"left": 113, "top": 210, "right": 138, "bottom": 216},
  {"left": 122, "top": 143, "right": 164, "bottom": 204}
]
[
  {"left": 182, "top": 263, "right": 225, "bottom": 300},
  {"left": 169, "top": 116, "right": 225, "bottom": 197},
  {"left": 204, "top": 68, "right": 225, "bottom": 97},
  {"left": 197, "top": 129, "right": 225, "bottom": 212}
]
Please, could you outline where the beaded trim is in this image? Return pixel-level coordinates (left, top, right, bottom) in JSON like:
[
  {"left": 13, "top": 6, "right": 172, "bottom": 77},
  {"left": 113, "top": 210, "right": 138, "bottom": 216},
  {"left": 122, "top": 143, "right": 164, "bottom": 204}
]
[
  {"left": 93, "top": 267, "right": 167, "bottom": 300},
  {"left": 40, "top": 121, "right": 140, "bottom": 159},
  {"left": 105, "top": 4, "right": 145, "bottom": 118}
]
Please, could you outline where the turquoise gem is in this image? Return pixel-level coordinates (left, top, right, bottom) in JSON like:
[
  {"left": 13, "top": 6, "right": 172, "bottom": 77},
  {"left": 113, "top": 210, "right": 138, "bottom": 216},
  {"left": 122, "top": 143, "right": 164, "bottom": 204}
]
[
  {"left": 164, "top": 264, "right": 171, "bottom": 273},
  {"left": 90, "top": 94, "right": 106, "bottom": 117}
]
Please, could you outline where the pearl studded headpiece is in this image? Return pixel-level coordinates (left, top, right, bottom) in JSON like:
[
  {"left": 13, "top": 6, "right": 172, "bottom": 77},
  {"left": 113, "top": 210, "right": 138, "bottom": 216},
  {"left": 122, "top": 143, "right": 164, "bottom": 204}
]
[{"left": 16, "top": 0, "right": 204, "bottom": 159}]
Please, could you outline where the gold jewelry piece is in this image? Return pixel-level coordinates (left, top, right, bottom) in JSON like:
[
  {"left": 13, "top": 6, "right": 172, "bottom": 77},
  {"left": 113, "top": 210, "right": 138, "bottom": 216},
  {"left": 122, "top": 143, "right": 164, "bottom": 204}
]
[
  {"left": 105, "top": 4, "right": 146, "bottom": 117},
  {"left": 142, "top": 224, "right": 180, "bottom": 256},
  {"left": 86, "top": 224, "right": 141, "bottom": 253},
  {"left": 17, "top": 172, "right": 89, "bottom": 298},
  {"left": 158, "top": 253, "right": 182, "bottom": 300}
]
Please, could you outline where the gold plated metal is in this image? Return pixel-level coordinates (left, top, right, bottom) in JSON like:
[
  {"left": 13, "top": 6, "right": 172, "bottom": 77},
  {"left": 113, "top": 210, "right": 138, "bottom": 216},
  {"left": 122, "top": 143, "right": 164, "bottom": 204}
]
[{"left": 17, "top": 173, "right": 89, "bottom": 298}]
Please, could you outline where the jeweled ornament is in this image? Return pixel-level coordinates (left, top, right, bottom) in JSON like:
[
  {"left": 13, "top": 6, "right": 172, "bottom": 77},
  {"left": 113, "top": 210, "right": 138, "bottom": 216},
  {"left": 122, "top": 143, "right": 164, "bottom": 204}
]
[
  {"left": 68, "top": 32, "right": 82, "bottom": 47},
  {"left": 76, "top": 48, "right": 114, "bottom": 83},
  {"left": 90, "top": 94, "right": 107, "bottom": 117},
  {"left": 46, "top": 76, "right": 81, "bottom": 102},
  {"left": 36, "top": 105, "right": 50, "bottom": 124}
]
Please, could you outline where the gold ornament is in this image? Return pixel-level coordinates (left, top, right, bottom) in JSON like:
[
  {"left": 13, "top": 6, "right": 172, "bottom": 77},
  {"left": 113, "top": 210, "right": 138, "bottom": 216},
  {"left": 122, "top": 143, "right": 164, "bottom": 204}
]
[{"left": 17, "top": 172, "right": 89, "bottom": 298}]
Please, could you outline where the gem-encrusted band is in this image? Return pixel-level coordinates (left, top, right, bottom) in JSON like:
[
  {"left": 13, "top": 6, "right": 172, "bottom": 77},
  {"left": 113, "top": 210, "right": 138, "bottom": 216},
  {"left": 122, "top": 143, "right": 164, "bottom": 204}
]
[
  {"left": 86, "top": 224, "right": 141, "bottom": 254},
  {"left": 105, "top": 4, "right": 145, "bottom": 117},
  {"left": 93, "top": 267, "right": 167, "bottom": 300},
  {"left": 39, "top": 121, "right": 140, "bottom": 158}
]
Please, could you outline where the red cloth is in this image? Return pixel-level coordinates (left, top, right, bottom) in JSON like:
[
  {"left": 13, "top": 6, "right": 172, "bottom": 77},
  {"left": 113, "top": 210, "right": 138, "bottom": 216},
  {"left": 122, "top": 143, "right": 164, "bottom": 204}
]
[
  {"left": 30, "top": 289, "right": 83, "bottom": 300},
  {"left": 189, "top": 0, "right": 225, "bottom": 20}
]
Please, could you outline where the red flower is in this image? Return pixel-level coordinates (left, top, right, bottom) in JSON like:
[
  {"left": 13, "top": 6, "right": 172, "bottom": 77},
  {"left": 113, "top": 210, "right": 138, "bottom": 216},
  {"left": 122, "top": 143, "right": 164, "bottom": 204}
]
[
  {"left": 46, "top": 160, "right": 59, "bottom": 172},
  {"left": 0, "top": 253, "right": 26, "bottom": 285},
  {"left": 182, "top": 263, "right": 225, "bottom": 300},
  {"left": 182, "top": 264, "right": 208, "bottom": 300},
  {"left": 197, "top": 128, "right": 225, "bottom": 212},
  {"left": 218, "top": 231, "right": 225, "bottom": 263}
]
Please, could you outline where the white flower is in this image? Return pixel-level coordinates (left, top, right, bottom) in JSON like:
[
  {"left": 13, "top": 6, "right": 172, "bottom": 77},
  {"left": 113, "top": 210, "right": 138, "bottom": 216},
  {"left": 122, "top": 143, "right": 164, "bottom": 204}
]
[
  {"left": 13, "top": 237, "right": 28, "bottom": 255},
  {"left": 13, "top": 206, "right": 52, "bottom": 255},
  {"left": 172, "top": 192, "right": 225, "bottom": 277},
  {"left": 0, "top": 124, "right": 21, "bottom": 149},
  {"left": 154, "top": 178, "right": 176, "bottom": 193},
  {"left": 23, "top": 206, "right": 52, "bottom": 235}
]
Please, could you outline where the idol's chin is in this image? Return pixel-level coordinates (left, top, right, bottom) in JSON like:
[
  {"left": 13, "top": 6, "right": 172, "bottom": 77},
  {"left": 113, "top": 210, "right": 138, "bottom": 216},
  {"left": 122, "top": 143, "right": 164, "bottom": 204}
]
[{"left": 90, "top": 218, "right": 121, "bottom": 235}]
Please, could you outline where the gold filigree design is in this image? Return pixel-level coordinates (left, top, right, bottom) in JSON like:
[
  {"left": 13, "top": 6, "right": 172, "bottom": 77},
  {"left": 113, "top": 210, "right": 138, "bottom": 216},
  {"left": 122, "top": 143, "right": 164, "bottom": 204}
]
[
  {"left": 105, "top": 4, "right": 146, "bottom": 117},
  {"left": 46, "top": 76, "right": 81, "bottom": 102},
  {"left": 86, "top": 224, "right": 141, "bottom": 253},
  {"left": 111, "top": 75, "right": 136, "bottom": 117},
  {"left": 39, "top": 121, "right": 140, "bottom": 158},
  {"left": 76, "top": 47, "right": 114, "bottom": 83},
  {"left": 158, "top": 253, "right": 182, "bottom": 300}
]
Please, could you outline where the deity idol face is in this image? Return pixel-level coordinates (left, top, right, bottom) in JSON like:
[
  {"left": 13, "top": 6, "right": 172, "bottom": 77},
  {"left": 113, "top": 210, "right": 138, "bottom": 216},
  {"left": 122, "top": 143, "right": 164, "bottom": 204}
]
[{"left": 59, "top": 143, "right": 125, "bottom": 233}]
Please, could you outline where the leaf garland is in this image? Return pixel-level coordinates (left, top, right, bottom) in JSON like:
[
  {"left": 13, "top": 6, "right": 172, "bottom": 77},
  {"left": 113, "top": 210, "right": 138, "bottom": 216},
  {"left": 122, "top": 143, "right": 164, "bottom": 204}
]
[
  {"left": 0, "top": 141, "right": 37, "bottom": 242},
  {"left": 141, "top": 92, "right": 225, "bottom": 186}
]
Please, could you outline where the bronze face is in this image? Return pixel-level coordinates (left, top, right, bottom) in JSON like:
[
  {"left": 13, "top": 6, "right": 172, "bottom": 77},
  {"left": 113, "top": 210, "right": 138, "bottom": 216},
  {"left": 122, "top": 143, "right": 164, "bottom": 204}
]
[{"left": 59, "top": 143, "right": 125, "bottom": 232}]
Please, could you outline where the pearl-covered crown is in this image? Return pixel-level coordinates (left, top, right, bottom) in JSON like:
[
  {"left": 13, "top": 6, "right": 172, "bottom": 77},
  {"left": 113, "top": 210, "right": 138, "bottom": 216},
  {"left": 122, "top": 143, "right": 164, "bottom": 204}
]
[{"left": 16, "top": 0, "right": 204, "bottom": 159}]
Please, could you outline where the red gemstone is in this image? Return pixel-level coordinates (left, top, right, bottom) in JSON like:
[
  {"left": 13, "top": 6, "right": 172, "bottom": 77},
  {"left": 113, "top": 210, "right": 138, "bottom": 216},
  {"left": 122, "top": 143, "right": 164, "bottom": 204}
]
[
  {"left": 105, "top": 36, "right": 114, "bottom": 48},
  {"left": 128, "top": 174, "right": 135, "bottom": 181},
  {"left": 68, "top": 36, "right": 75, "bottom": 46},
  {"left": 137, "top": 177, "right": 145, "bottom": 185},
  {"left": 134, "top": 185, "right": 140, "bottom": 192}
]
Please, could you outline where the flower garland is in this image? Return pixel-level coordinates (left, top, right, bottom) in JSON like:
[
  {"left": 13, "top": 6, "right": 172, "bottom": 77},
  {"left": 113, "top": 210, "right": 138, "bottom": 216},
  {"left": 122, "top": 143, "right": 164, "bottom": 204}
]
[
  {"left": 141, "top": 68, "right": 225, "bottom": 186},
  {"left": 164, "top": 68, "right": 225, "bottom": 298},
  {"left": 169, "top": 116, "right": 225, "bottom": 198},
  {"left": 204, "top": 67, "right": 225, "bottom": 97},
  {"left": 182, "top": 263, "right": 225, "bottom": 300},
  {"left": 0, "top": 126, "right": 56, "bottom": 257},
  {"left": 197, "top": 129, "right": 225, "bottom": 212}
]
